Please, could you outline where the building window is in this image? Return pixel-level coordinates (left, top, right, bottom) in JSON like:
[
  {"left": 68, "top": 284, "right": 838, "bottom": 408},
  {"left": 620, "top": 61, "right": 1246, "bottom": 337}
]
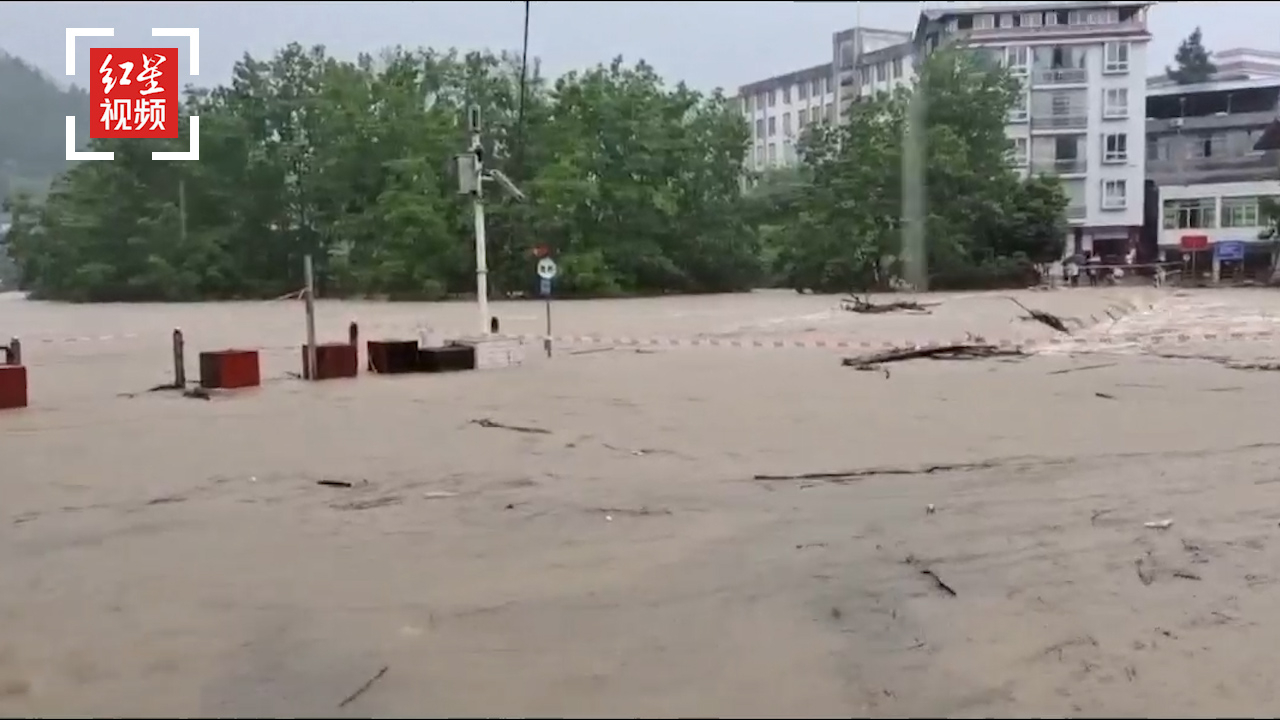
[
  {"left": 768, "top": 116, "right": 776, "bottom": 136},
  {"left": 974, "top": 14, "right": 995, "bottom": 30},
  {"left": 823, "top": 76, "right": 830, "bottom": 95},
  {"left": 1022, "top": 12, "right": 1043, "bottom": 28},
  {"left": 1004, "top": 46, "right": 1029, "bottom": 75},
  {"left": 859, "top": 66, "right": 871, "bottom": 85},
  {"left": 875, "top": 62, "right": 887, "bottom": 82},
  {"left": 1163, "top": 198, "right": 1216, "bottom": 229},
  {"left": 798, "top": 108, "right": 808, "bottom": 126},
  {"left": 798, "top": 82, "right": 808, "bottom": 101},
  {"left": 1009, "top": 137, "right": 1029, "bottom": 166},
  {"left": 755, "top": 119, "right": 764, "bottom": 138},
  {"left": 1104, "top": 88, "right": 1128, "bottom": 118},
  {"left": 1104, "top": 42, "right": 1130, "bottom": 74},
  {"left": 768, "top": 90, "right": 776, "bottom": 107},
  {"left": 1103, "top": 133, "right": 1128, "bottom": 163},
  {"left": 1008, "top": 92, "right": 1028, "bottom": 122},
  {"left": 782, "top": 112, "right": 791, "bottom": 136},
  {"left": 782, "top": 85, "right": 791, "bottom": 104},
  {"left": 811, "top": 78, "right": 821, "bottom": 97},
  {"left": 1222, "top": 197, "right": 1261, "bottom": 228},
  {"left": 755, "top": 146, "right": 764, "bottom": 168},
  {"left": 767, "top": 143, "right": 777, "bottom": 166},
  {"left": 826, "top": 104, "right": 835, "bottom": 122},
  {"left": 892, "top": 57, "right": 903, "bottom": 78},
  {"left": 1102, "top": 180, "right": 1127, "bottom": 209}
]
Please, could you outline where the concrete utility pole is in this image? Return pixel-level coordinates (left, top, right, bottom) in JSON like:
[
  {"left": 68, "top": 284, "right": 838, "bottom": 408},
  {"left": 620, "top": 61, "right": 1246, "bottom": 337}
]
[{"left": 455, "top": 106, "right": 526, "bottom": 336}]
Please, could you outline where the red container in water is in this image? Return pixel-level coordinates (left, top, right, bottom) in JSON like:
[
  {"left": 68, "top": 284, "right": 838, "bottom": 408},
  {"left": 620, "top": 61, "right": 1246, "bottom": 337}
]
[
  {"left": 301, "top": 343, "right": 358, "bottom": 380},
  {"left": 0, "top": 365, "right": 28, "bottom": 409},
  {"left": 199, "top": 349, "right": 261, "bottom": 389}
]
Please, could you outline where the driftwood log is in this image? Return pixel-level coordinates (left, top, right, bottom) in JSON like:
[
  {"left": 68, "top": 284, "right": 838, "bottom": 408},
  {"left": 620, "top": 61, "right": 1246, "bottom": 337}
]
[
  {"left": 842, "top": 343, "right": 1025, "bottom": 371},
  {"left": 840, "top": 296, "right": 936, "bottom": 315}
]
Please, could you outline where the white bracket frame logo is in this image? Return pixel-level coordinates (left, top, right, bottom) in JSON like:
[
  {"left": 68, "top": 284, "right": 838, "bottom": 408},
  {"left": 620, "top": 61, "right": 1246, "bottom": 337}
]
[{"left": 65, "top": 27, "right": 201, "bottom": 162}]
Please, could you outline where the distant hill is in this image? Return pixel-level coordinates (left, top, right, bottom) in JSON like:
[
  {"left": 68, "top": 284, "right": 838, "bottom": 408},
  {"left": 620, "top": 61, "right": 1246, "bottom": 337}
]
[{"left": 0, "top": 51, "right": 90, "bottom": 200}]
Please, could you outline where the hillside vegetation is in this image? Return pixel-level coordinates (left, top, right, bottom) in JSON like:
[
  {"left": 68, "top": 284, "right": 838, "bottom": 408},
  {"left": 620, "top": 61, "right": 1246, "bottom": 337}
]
[{"left": 0, "top": 52, "right": 90, "bottom": 199}]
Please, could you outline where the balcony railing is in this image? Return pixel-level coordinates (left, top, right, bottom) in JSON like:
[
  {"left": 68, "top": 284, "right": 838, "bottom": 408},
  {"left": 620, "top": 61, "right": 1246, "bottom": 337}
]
[
  {"left": 1033, "top": 158, "right": 1087, "bottom": 175},
  {"left": 1065, "top": 205, "right": 1087, "bottom": 219},
  {"left": 1146, "top": 111, "right": 1279, "bottom": 135},
  {"left": 963, "top": 19, "right": 1147, "bottom": 41},
  {"left": 1032, "top": 114, "right": 1088, "bottom": 130},
  {"left": 1147, "top": 152, "right": 1280, "bottom": 183},
  {"left": 1035, "top": 68, "right": 1088, "bottom": 85}
]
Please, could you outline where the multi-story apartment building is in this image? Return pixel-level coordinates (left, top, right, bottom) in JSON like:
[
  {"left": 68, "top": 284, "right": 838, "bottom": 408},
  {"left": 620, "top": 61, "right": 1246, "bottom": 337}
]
[
  {"left": 738, "top": 27, "right": 915, "bottom": 174},
  {"left": 916, "top": 1, "right": 1154, "bottom": 260},
  {"left": 739, "top": 63, "right": 837, "bottom": 174},
  {"left": 1145, "top": 52, "right": 1280, "bottom": 277},
  {"left": 831, "top": 26, "right": 915, "bottom": 117}
]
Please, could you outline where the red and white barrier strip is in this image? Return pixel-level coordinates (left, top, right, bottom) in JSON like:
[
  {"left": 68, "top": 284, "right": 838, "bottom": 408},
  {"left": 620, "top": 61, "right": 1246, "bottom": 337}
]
[
  {"left": 494, "top": 329, "right": 1280, "bottom": 351},
  {"left": 30, "top": 333, "right": 141, "bottom": 344},
  {"left": 16, "top": 328, "right": 1277, "bottom": 352}
]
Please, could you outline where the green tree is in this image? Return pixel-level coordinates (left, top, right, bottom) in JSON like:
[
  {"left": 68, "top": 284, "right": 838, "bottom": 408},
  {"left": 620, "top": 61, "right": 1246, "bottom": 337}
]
[
  {"left": 7, "top": 45, "right": 758, "bottom": 302},
  {"left": 775, "top": 48, "right": 1066, "bottom": 293},
  {"left": 1167, "top": 28, "right": 1217, "bottom": 85}
]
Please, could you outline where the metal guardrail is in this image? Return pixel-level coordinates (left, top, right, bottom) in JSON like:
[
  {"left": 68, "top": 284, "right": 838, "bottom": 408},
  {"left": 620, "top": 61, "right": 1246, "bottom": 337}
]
[
  {"left": 1033, "top": 114, "right": 1088, "bottom": 129},
  {"left": 1035, "top": 68, "right": 1088, "bottom": 85},
  {"left": 1033, "top": 158, "right": 1087, "bottom": 174}
]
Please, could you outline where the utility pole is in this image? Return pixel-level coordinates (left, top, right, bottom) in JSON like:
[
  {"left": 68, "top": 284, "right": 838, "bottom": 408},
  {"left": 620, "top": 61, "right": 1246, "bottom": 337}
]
[
  {"left": 455, "top": 106, "right": 526, "bottom": 337},
  {"left": 468, "top": 108, "right": 490, "bottom": 336}
]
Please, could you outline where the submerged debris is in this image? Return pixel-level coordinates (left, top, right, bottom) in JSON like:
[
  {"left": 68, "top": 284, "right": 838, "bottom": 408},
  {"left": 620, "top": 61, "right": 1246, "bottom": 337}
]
[
  {"left": 841, "top": 343, "right": 1024, "bottom": 371},
  {"left": 1006, "top": 297, "right": 1071, "bottom": 334},
  {"left": 841, "top": 296, "right": 937, "bottom": 315}
]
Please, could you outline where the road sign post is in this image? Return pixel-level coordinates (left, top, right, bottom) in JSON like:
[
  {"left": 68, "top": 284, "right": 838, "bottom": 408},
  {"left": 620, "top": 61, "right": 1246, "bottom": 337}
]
[{"left": 536, "top": 258, "right": 557, "bottom": 358}]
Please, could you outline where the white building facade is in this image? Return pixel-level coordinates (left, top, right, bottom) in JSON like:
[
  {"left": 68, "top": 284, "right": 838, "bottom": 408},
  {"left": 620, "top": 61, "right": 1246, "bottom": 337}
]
[
  {"left": 739, "top": 63, "right": 837, "bottom": 174},
  {"left": 917, "top": 1, "right": 1154, "bottom": 258},
  {"left": 737, "top": 27, "right": 915, "bottom": 175}
]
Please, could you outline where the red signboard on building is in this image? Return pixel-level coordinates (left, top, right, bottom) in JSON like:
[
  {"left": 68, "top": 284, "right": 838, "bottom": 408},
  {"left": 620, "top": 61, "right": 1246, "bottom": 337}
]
[{"left": 1180, "top": 235, "right": 1210, "bottom": 250}]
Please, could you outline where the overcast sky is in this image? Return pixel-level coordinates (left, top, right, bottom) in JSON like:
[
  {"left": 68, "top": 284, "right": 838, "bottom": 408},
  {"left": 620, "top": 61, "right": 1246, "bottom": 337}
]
[{"left": 1, "top": 2, "right": 1274, "bottom": 95}]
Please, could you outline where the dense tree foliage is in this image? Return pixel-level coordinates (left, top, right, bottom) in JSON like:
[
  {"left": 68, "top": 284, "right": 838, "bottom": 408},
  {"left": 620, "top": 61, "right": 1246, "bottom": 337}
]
[
  {"left": 1167, "top": 28, "right": 1217, "bottom": 86},
  {"left": 5, "top": 45, "right": 754, "bottom": 301},
  {"left": 759, "top": 49, "right": 1066, "bottom": 292},
  {"left": 5, "top": 42, "right": 1065, "bottom": 301}
]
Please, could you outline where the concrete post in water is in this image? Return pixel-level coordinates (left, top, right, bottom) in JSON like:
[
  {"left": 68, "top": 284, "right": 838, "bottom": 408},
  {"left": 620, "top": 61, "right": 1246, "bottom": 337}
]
[
  {"left": 6, "top": 337, "right": 20, "bottom": 366},
  {"left": 348, "top": 320, "right": 359, "bottom": 373},
  {"left": 172, "top": 328, "right": 186, "bottom": 387},
  {"left": 303, "top": 255, "right": 318, "bottom": 381}
]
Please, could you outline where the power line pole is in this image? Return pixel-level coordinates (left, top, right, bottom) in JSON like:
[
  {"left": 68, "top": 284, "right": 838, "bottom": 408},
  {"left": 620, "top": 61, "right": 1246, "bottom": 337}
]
[{"left": 455, "top": 106, "right": 526, "bottom": 337}]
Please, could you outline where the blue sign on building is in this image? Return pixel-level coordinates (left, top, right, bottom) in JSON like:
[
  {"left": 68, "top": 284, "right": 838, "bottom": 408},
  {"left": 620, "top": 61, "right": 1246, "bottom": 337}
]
[{"left": 1215, "top": 241, "right": 1246, "bottom": 261}]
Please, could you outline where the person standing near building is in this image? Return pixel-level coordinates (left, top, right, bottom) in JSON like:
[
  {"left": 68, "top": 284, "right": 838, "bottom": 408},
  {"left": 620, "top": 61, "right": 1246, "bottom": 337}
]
[
  {"left": 1066, "top": 255, "right": 1081, "bottom": 287},
  {"left": 1086, "top": 251, "right": 1102, "bottom": 287}
]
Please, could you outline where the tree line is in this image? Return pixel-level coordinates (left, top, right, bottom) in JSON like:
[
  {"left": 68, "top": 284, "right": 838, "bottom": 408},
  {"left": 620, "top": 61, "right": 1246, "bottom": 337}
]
[{"left": 3, "top": 43, "right": 1067, "bottom": 302}]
